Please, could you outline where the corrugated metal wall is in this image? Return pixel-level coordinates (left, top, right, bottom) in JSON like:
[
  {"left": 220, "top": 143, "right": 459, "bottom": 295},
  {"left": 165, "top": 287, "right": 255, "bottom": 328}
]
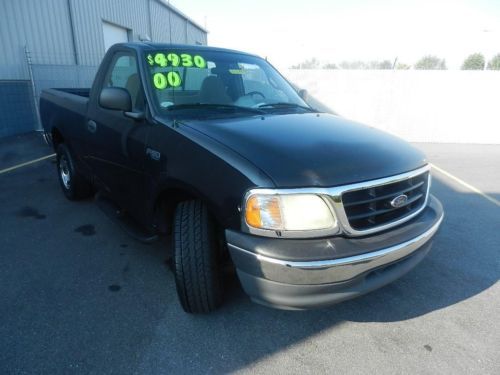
[
  {"left": 0, "top": 0, "right": 208, "bottom": 77},
  {"left": 69, "top": 0, "right": 150, "bottom": 66},
  {"left": 149, "top": 0, "right": 172, "bottom": 43},
  {"left": 0, "top": 0, "right": 75, "bottom": 79},
  {"left": 170, "top": 12, "right": 188, "bottom": 44},
  {"left": 187, "top": 23, "right": 207, "bottom": 45},
  {"left": 149, "top": 1, "right": 207, "bottom": 45}
]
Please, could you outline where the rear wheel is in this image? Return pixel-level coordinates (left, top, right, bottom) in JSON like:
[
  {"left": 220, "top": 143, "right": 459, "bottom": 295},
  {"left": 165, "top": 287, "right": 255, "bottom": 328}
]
[
  {"left": 56, "top": 144, "right": 92, "bottom": 200},
  {"left": 173, "top": 200, "right": 223, "bottom": 313}
]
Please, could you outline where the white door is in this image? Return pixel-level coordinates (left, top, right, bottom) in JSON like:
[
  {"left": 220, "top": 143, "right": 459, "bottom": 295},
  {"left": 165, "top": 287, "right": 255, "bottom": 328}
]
[{"left": 102, "top": 21, "right": 129, "bottom": 51}]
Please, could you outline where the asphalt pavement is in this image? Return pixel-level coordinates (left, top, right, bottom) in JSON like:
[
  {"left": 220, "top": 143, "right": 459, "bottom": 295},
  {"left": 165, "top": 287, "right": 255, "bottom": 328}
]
[{"left": 0, "top": 133, "right": 499, "bottom": 374}]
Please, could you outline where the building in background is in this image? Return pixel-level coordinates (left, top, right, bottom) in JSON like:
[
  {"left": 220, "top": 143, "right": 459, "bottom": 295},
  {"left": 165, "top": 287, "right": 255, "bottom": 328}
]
[{"left": 0, "top": 0, "right": 207, "bottom": 137}]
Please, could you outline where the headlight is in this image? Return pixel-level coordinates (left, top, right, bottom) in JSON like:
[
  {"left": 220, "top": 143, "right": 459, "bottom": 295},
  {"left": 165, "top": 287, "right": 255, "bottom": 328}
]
[{"left": 244, "top": 192, "right": 338, "bottom": 235}]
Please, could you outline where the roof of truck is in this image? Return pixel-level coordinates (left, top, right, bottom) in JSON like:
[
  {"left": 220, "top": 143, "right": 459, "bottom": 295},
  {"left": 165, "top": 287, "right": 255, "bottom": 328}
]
[{"left": 119, "top": 42, "right": 259, "bottom": 59}]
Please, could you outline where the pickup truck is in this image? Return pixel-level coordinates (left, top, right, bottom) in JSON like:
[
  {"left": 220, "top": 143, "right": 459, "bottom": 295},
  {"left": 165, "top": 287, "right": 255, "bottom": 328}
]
[{"left": 40, "top": 43, "right": 444, "bottom": 313}]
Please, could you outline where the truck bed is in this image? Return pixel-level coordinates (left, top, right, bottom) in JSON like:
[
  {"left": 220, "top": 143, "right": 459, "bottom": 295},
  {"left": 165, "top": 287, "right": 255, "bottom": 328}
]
[
  {"left": 50, "top": 88, "right": 91, "bottom": 97},
  {"left": 39, "top": 88, "right": 91, "bottom": 136}
]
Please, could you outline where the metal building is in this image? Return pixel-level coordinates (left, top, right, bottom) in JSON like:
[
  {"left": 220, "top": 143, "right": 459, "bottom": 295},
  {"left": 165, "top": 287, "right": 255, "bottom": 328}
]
[{"left": 0, "top": 0, "right": 207, "bottom": 137}]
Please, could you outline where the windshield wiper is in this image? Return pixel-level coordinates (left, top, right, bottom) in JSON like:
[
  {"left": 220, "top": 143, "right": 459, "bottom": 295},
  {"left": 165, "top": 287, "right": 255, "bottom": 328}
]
[
  {"left": 257, "top": 102, "right": 316, "bottom": 112},
  {"left": 166, "top": 103, "right": 265, "bottom": 114}
]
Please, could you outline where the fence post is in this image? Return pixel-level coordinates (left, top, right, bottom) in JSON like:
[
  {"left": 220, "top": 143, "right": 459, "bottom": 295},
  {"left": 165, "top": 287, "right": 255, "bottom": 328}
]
[{"left": 24, "top": 45, "right": 42, "bottom": 131}]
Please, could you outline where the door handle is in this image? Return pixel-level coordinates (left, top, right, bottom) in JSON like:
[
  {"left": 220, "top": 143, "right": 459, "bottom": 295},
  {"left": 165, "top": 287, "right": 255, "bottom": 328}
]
[{"left": 87, "top": 120, "right": 97, "bottom": 133}]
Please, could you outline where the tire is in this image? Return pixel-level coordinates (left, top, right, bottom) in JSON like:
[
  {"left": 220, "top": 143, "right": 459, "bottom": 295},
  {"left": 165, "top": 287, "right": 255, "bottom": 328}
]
[
  {"left": 173, "top": 200, "right": 223, "bottom": 313},
  {"left": 56, "top": 143, "right": 93, "bottom": 200}
]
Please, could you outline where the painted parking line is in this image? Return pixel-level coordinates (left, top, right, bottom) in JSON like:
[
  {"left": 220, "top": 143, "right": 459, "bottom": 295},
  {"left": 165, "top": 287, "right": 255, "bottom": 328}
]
[
  {"left": 0, "top": 154, "right": 56, "bottom": 175},
  {"left": 431, "top": 163, "right": 500, "bottom": 208}
]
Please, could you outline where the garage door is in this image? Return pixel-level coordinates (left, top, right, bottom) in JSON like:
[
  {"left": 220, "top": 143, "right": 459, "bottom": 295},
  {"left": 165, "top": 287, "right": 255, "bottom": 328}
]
[{"left": 102, "top": 21, "right": 129, "bottom": 51}]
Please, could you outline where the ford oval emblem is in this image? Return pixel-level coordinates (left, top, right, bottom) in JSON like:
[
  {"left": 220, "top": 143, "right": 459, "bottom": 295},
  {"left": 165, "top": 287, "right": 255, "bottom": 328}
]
[{"left": 390, "top": 194, "right": 408, "bottom": 208}]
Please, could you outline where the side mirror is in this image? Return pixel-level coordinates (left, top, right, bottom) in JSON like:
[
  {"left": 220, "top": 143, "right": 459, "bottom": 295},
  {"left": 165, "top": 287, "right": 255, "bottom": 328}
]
[
  {"left": 99, "top": 87, "right": 132, "bottom": 112},
  {"left": 298, "top": 88, "right": 308, "bottom": 101}
]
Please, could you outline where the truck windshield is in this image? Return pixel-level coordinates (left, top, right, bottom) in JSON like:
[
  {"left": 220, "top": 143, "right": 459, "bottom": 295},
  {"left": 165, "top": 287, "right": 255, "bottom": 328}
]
[{"left": 143, "top": 49, "right": 311, "bottom": 116}]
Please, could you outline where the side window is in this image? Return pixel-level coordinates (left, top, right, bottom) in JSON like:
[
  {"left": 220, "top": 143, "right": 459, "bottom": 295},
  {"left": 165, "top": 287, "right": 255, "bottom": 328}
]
[{"left": 103, "top": 52, "right": 144, "bottom": 110}]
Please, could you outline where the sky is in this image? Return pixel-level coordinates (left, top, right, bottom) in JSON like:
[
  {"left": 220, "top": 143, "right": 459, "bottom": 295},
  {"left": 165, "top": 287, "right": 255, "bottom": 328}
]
[{"left": 172, "top": 0, "right": 500, "bottom": 70}]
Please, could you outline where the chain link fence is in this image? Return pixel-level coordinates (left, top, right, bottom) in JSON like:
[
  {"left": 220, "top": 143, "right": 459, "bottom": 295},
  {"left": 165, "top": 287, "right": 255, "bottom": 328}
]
[{"left": 24, "top": 48, "right": 102, "bottom": 131}]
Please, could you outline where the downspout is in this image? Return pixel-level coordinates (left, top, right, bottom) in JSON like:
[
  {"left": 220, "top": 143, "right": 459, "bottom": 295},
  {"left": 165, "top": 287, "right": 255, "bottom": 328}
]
[
  {"left": 67, "top": 0, "right": 79, "bottom": 65},
  {"left": 146, "top": 0, "right": 153, "bottom": 41}
]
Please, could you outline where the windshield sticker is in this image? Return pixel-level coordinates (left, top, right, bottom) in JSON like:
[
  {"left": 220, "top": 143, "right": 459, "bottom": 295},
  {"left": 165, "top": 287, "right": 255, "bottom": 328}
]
[
  {"left": 193, "top": 55, "right": 206, "bottom": 68},
  {"left": 180, "top": 54, "right": 193, "bottom": 67},
  {"left": 160, "top": 101, "right": 174, "bottom": 108},
  {"left": 153, "top": 71, "right": 182, "bottom": 90},
  {"left": 147, "top": 53, "right": 206, "bottom": 69},
  {"left": 229, "top": 69, "right": 247, "bottom": 75}
]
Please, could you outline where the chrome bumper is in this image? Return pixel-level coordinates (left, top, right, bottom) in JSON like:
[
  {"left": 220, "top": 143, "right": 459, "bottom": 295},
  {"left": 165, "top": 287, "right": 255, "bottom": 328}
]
[{"left": 228, "top": 207, "right": 443, "bottom": 286}]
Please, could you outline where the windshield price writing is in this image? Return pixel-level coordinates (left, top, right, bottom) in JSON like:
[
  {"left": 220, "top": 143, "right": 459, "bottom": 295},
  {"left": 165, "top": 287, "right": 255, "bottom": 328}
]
[
  {"left": 152, "top": 71, "right": 182, "bottom": 90},
  {"left": 147, "top": 52, "right": 206, "bottom": 68}
]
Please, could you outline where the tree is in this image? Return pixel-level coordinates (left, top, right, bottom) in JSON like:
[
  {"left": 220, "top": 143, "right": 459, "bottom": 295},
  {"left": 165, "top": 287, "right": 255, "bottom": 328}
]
[
  {"left": 414, "top": 55, "right": 447, "bottom": 70},
  {"left": 322, "top": 62, "right": 338, "bottom": 69},
  {"left": 290, "top": 58, "right": 320, "bottom": 69},
  {"left": 339, "top": 60, "right": 367, "bottom": 69},
  {"left": 396, "top": 62, "right": 411, "bottom": 70},
  {"left": 376, "top": 60, "right": 393, "bottom": 69},
  {"left": 487, "top": 54, "right": 500, "bottom": 70},
  {"left": 461, "top": 53, "right": 485, "bottom": 70}
]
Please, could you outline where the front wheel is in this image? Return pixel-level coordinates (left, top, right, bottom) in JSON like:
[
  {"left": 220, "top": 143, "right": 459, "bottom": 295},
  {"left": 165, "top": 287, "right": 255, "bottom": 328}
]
[
  {"left": 56, "top": 144, "right": 93, "bottom": 200},
  {"left": 173, "top": 200, "right": 223, "bottom": 313}
]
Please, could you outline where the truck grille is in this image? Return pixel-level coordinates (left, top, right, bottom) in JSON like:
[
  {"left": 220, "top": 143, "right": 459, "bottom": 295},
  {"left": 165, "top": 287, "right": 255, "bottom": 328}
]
[{"left": 341, "top": 171, "right": 430, "bottom": 231}]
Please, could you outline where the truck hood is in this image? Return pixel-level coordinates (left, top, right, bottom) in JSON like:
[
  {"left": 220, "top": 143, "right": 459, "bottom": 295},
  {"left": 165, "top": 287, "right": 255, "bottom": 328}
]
[{"left": 182, "top": 113, "right": 427, "bottom": 187}]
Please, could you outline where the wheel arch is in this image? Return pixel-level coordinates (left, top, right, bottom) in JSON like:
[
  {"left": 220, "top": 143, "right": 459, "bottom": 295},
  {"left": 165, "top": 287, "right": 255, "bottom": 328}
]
[
  {"left": 152, "top": 181, "right": 225, "bottom": 235},
  {"left": 51, "top": 126, "right": 64, "bottom": 151}
]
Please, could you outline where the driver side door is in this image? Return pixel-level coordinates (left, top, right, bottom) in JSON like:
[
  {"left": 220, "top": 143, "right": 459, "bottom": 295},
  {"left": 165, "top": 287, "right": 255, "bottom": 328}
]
[{"left": 86, "top": 50, "right": 150, "bottom": 217}]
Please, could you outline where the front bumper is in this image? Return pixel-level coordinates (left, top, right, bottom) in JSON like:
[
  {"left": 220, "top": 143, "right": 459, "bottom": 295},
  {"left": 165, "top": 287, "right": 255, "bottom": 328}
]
[{"left": 226, "top": 195, "right": 444, "bottom": 310}]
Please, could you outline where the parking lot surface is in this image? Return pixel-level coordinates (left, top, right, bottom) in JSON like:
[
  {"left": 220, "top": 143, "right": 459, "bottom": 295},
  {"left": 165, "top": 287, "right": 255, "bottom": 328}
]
[{"left": 1, "top": 133, "right": 499, "bottom": 374}]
